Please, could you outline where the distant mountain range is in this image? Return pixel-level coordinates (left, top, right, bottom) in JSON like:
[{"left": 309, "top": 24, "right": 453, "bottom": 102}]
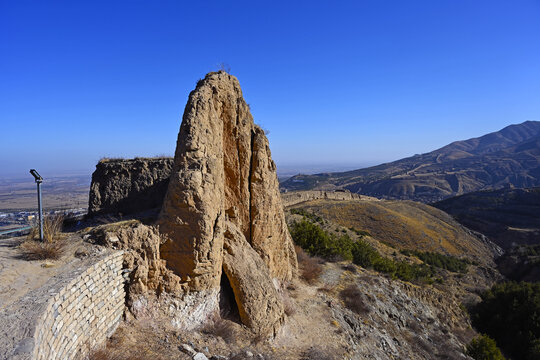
[{"left": 281, "top": 121, "right": 540, "bottom": 202}]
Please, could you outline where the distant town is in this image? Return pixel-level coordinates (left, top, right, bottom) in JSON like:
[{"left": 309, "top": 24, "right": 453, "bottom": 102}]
[{"left": 0, "top": 208, "right": 87, "bottom": 233}]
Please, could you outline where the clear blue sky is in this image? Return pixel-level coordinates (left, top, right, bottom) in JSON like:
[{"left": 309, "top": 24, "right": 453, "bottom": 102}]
[{"left": 1, "top": 0, "right": 539, "bottom": 178}]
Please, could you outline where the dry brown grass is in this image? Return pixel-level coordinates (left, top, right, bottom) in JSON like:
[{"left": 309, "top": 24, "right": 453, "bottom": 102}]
[
  {"left": 20, "top": 214, "right": 67, "bottom": 260},
  {"left": 317, "top": 283, "right": 335, "bottom": 294},
  {"left": 295, "top": 245, "right": 323, "bottom": 284},
  {"left": 282, "top": 291, "right": 296, "bottom": 316},
  {"left": 19, "top": 239, "right": 67, "bottom": 260},
  {"left": 99, "top": 156, "right": 172, "bottom": 163},
  {"left": 88, "top": 348, "right": 150, "bottom": 360},
  {"left": 86, "top": 323, "right": 170, "bottom": 360},
  {"left": 201, "top": 316, "right": 237, "bottom": 343},
  {"left": 339, "top": 285, "right": 370, "bottom": 315},
  {"left": 301, "top": 347, "right": 335, "bottom": 360},
  {"left": 27, "top": 214, "right": 65, "bottom": 243},
  {"left": 299, "top": 200, "right": 490, "bottom": 258}
]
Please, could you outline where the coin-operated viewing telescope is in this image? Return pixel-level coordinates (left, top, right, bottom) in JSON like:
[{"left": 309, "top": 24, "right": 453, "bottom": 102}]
[{"left": 29, "top": 169, "right": 44, "bottom": 241}]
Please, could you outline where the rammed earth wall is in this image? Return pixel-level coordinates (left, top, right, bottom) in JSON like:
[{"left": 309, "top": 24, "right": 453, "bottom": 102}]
[
  {"left": 88, "top": 158, "right": 174, "bottom": 216},
  {"left": 0, "top": 251, "right": 125, "bottom": 360},
  {"left": 87, "top": 157, "right": 378, "bottom": 219},
  {"left": 281, "top": 190, "right": 378, "bottom": 207}
]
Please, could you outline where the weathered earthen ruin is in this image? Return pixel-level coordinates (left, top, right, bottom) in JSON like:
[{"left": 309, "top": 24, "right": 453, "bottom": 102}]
[
  {"left": 157, "top": 71, "right": 297, "bottom": 335},
  {"left": 86, "top": 72, "right": 298, "bottom": 337},
  {"left": 88, "top": 157, "right": 173, "bottom": 216}
]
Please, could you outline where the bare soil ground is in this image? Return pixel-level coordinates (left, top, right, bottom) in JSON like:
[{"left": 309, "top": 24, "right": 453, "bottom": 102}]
[
  {"left": 90, "top": 265, "right": 349, "bottom": 360},
  {"left": 0, "top": 234, "right": 92, "bottom": 310},
  {"left": 93, "top": 259, "right": 482, "bottom": 360}
]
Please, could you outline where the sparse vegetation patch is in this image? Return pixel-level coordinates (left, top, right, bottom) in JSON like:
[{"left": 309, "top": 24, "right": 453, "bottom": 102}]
[
  {"left": 290, "top": 219, "right": 434, "bottom": 283},
  {"left": 295, "top": 245, "right": 323, "bottom": 284},
  {"left": 348, "top": 227, "right": 371, "bottom": 237},
  {"left": 290, "top": 208, "right": 325, "bottom": 224},
  {"left": 19, "top": 239, "right": 66, "bottom": 260},
  {"left": 201, "top": 315, "right": 237, "bottom": 343},
  {"left": 28, "top": 214, "right": 65, "bottom": 243},
  {"left": 339, "top": 285, "right": 370, "bottom": 314},
  {"left": 466, "top": 334, "right": 506, "bottom": 360},
  {"left": 400, "top": 250, "right": 471, "bottom": 273},
  {"left": 20, "top": 214, "right": 67, "bottom": 260}
]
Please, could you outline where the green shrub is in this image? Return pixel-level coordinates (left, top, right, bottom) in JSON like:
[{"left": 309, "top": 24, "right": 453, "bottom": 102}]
[
  {"left": 350, "top": 240, "right": 379, "bottom": 268},
  {"left": 289, "top": 219, "right": 329, "bottom": 256},
  {"left": 471, "top": 282, "right": 540, "bottom": 360},
  {"left": 466, "top": 335, "right": 505, "bottom": 360},
  {"left": 288, "top": 220, "right": 352, "bottom": 261},
  {"left": 290, "top": 220, "right": 433, "bottom": 282},
  {"left": 331, "top": 233, "right": 354, "bottom": 261},
  {"left": 349, "top": 240, "right": 432, "bottom": 282},
  {"left": 394, "top": 261, "right": 433, "bottom": 282},
  {"left": 401, "top": 250, "right": 470, "bottom": 273},
  {"left": 372, "top": 257, "right": 396, "bottom": 273}
]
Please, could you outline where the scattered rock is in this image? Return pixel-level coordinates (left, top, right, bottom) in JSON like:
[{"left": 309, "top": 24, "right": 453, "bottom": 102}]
[
  {"left": 13, "top": 337, "right": 33, "bottom": 355},
  {"left": 193, "top": 353, "right": 209, "bottom": 360},
  {"left": 74, "top": 248, "right": 89, "bottom": 258},
  {"left": 180, "top": 343, "right": 197, "bottom": 356}
]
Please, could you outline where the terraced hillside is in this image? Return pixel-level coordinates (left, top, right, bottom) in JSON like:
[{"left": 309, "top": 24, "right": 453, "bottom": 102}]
[{"left": 281, "top": 121, "right": 540, "bottom": 202}]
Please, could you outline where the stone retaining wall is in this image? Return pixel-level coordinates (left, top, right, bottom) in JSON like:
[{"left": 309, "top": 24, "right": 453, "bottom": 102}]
[
  {"left": 0, "top": 250, "right": 125, "bottom": 360},
  {"left": 33, "top": 251, "right": 125, "bottom": 359}
]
